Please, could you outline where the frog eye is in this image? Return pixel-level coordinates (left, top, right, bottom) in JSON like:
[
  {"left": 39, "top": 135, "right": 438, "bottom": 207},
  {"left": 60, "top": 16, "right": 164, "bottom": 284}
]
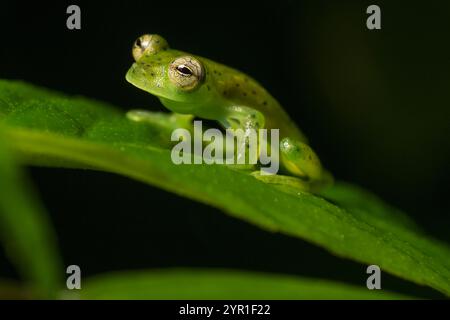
[
  {"left": 168, "top": 56, "right": 204, "bottom": 91},
  {"left": 132, "top": 34, "right": 169, "bottom": 61}
]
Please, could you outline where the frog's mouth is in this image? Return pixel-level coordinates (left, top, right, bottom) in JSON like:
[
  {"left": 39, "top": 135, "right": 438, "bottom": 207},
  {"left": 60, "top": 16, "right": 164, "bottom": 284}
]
[{"left": 158, "top": 97, "right": 205, "bottom": 115}]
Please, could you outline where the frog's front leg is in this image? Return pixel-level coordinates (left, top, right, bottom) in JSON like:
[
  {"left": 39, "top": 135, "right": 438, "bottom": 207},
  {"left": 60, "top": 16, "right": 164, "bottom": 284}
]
[
  {"left": 127, "top": 109, "right": 194, "bottom": 131},
  {"left": 222, "top": 106, "right": 265, "bottom": 167}
]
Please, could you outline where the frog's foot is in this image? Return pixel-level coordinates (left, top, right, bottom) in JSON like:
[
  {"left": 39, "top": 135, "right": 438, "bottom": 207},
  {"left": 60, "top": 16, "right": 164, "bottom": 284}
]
[
  {"left": 251, "top": 171, "right": 323, "bottom": 194},
  {"left": 126, "top": 110, "right": 193, "bottom": 131},
  {"left": 225, "top": 163, "right": 257, "bottom": 172}
]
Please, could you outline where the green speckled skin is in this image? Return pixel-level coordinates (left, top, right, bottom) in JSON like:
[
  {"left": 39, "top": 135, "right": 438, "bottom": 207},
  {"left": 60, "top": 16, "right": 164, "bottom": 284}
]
[{"left": 126, "top": 34, "right": 332, "bottom": 192}]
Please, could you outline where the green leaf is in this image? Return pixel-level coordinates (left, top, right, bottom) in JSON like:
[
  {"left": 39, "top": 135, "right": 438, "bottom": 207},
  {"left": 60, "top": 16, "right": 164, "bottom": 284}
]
[
  {"left": 1, "top": 79, "right": 449, "bottom": 296},
  {"left": 0, "top": 126, "right": 63, "bottom": 298},
  {"left": 79, "top": 269, "right": 412, "bottom": 300}
]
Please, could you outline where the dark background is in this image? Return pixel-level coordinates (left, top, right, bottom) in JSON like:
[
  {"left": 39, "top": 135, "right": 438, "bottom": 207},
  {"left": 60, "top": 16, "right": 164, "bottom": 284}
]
[{"left": 0, "top": 1, "right": 449, "bottom": 298}]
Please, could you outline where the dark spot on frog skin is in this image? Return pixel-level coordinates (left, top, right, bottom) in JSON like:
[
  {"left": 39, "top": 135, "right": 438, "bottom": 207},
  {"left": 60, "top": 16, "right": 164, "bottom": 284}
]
[
  {"left": 207, "top": 85, "right": 211, "bottom": 91},
  {"left": 243, "top": 92, "right": 247, "bottom": 96},
  {"left": 223, "top": 90, "right": 227, "bottom": 95},
  {"left": 235, "top": 83, "right": 240, "bottom": 87},
  {"left": 150, "top": 73, "right": 155, "bottom": 77},
  {"left": 263, "top": 101, "right": 267, "bottom": 106}
]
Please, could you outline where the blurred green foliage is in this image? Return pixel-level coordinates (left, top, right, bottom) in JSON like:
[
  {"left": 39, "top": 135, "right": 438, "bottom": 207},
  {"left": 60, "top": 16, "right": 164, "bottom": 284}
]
[
  {"left": 80, "top": 269, "right": 410, "bottom": 300},
  {"left": 0, "top": 127, "right": 62, "bottom": 298}
]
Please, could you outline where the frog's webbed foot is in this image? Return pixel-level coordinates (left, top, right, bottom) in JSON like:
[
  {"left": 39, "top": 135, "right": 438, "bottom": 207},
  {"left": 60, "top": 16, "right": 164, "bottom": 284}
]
[
  {"left": 251, "top": 171, "right": 332, "bottom": 195},
  {"left": 127, "top": 109, "right": 194, "bottom": 131}
]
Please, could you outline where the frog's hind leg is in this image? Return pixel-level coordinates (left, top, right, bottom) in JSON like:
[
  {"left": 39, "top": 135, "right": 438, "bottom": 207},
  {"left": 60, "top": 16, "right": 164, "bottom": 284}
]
[{"left": 252, "top": 137, "right": 333, "bottom": 194}]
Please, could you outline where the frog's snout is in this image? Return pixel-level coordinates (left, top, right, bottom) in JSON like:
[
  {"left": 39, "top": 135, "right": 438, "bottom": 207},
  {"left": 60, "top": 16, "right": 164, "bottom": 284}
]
[
  {"left": 126, "top": 62, "right": 165, "bottom": 97},
  {"left": 125, "top": 63, "right": 138, "bottom": 83},
  {"left": 125, "top": 63, "right": 147, "bottom": 87},
  {"left": 125, "top": 69, "right": 132, "bottom": 84}
]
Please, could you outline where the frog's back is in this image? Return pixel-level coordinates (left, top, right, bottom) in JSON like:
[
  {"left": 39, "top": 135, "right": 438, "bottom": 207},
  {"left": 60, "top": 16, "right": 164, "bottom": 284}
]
[{"left": 202, "top": 57, "right": 308, "bottom": 142}]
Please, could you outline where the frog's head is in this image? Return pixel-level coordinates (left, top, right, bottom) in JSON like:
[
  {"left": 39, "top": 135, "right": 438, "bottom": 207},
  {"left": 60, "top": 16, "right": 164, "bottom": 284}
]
[{"left": 126, "top": 34, "right": 213, "bottom": 113}]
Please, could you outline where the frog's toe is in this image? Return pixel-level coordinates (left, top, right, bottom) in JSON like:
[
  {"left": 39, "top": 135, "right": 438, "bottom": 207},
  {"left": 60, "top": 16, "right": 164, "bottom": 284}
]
[{"left": 251, "top": 171, "right": 312, "bottom": 194}]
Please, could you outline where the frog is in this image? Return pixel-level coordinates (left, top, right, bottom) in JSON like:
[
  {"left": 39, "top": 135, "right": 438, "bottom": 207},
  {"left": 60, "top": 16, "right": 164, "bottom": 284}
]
[{"left": 125, "top": 34, "right": 333, "bottom": 193}]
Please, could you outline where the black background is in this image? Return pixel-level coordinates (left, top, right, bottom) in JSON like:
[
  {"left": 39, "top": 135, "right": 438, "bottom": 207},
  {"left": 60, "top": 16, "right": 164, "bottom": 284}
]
[{"left": 0, "top": 1, "right": 449, "bottom": 298}]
